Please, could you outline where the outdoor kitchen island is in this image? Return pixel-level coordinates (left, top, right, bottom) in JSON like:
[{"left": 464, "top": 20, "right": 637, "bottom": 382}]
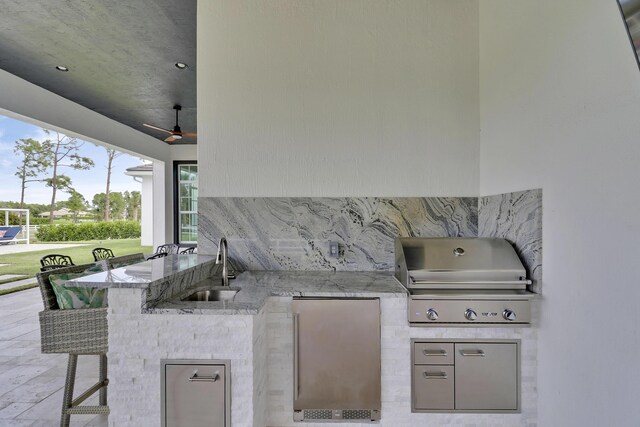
[{"left": 69, "top": 254, "right": 537, "bottom": 426}]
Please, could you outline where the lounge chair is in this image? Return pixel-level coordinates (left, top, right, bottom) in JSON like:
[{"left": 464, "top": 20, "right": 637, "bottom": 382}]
[{"left": 0, "top": 226, "right": 22, "bottom": 245}]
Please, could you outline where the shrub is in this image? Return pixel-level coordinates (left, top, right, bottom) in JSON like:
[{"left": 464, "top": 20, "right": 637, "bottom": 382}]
[{"left": 36, "top": 220, "right": 141, "bottom": 242}]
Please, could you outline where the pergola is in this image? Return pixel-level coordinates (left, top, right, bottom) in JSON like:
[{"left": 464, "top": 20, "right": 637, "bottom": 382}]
[{"left": 1, "top": 208, "right": 30, "bottom": 244}]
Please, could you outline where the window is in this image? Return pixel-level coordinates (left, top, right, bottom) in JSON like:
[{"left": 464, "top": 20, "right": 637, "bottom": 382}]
[{"left": 174, "top": 162, "right": 198, "bottom": 244}]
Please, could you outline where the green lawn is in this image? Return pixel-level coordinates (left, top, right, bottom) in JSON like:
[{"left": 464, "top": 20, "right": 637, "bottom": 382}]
[{"left": 0, "top": 239, "right": 152, "bottom": 278}]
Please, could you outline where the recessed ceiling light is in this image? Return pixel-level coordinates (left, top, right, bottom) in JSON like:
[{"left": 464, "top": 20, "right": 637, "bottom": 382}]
[
  {"left": 174, "top": 62, "right": 188, "bottom": 70},
  {"left": 55, "top": 65, "right": 69, "bottom": 72}
]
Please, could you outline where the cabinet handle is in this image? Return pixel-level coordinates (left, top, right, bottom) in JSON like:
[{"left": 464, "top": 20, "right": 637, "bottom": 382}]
[
  {"left": 293, "top": 313, "right": 300, "bottom": 401},
  {"left": 423, "top": 371, "right": 448, "bottom": 379},
  {"left": 423, "top": 349, "right": 447, "bottom": 357},
  {"left": 459, "top": 349, "right": 485, "bottom": 357},
  {"left": 188, "top": 371, "right": 219, "bottom": 382}
]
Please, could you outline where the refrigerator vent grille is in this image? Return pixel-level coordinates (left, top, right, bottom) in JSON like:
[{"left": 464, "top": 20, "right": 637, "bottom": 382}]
[
  {"left": 303, "top": 410, "right": 332, "bottom": 420},
  {"left": 343, "top": 409, "right": 372, "bottom": 419}
]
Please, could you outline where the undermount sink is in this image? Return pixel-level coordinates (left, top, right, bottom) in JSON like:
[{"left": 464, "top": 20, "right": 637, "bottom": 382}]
[{"left": 182, "top": 289, "right": 239, "bottom": 302}]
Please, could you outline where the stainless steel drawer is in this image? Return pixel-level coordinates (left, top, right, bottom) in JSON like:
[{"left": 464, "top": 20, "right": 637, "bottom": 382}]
[
  {"left": 413, "top": 365, "right": 454, "bottom": 410},
  {"left": 454, "top": 343, "right": 518, "bottom": 411},
  {"left": 414, "top": 342, "right": 454, "bottom": 365},
  {"left": 162, "top": 360, "right": 230, "bottom": 427}
]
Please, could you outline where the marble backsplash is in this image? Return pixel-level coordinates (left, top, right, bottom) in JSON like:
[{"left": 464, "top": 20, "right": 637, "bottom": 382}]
[
  {"left": 479, "top": 189, "right": 543, "bottom": 293},
  {"left": 198, "top": 191, "right": 542, "bottom": 287},
  {"left": 199, "top": 197, "right": 477, "bottom": 271}
]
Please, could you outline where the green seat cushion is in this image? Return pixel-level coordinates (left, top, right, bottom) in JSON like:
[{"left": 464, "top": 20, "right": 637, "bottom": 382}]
[{"left": 49, "top": 264, "right": 108, "bottom": 309}]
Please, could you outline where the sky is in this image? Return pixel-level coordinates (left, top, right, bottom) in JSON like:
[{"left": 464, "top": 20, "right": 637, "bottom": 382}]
[{"left": 0, "top": 114, "right": 144, "bottom": 205}]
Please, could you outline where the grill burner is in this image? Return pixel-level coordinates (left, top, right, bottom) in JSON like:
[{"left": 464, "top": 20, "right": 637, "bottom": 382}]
[{"left": 395, "top": 238, "right": 536, "bottom": 326}]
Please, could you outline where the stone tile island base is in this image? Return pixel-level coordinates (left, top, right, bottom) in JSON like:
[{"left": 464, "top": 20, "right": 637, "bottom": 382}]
[
  {"left": 107, "top": 286, "right": 537, "bottom": 426},
  {"left": 108, "top": 287, "right": 266, "bottom": 426}
]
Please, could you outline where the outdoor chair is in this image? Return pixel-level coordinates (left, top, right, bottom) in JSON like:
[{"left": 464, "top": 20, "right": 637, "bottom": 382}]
[
  {"left": 107, "top": 253, "right": 145, "bottom": 269},
  {"left": 155, "top": 243, "right": 180, "bottom": 254},
  {"left": 36, "top": 263, "right": 109, "bottom": 426},
  {"left": 92, "top": 247, "right": 114, "bottom": 261},
  {"left": 179, "top": 246, "right": 196, "bottom": 254},
  {"left": 146, "top": 252, "right": 169, "bottom": 260},
  {"left": 40, "top": 254, "right": 75, "bottom": 272},
  {"left": 0, "top": 226, "right": 22, "bottom": 245}
]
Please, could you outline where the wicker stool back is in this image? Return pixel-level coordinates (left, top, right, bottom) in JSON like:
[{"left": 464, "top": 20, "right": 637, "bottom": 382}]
[
  {"left": 106, "top": 253, "right": 145, "bottom": 269},
  {"left": 37, "top": 263, "right": 108, "bottom": 354}
]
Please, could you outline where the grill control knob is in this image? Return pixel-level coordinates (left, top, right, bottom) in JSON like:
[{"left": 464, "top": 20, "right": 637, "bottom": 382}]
[
  {"left": 503, "top": 309, "right": 516, "bottom": 321},
  {"left": 464, "top": 309, "right": 477, "bottom": 321},
  {"left": 426, "top": 309, "right": 439, "bottom": 321}
]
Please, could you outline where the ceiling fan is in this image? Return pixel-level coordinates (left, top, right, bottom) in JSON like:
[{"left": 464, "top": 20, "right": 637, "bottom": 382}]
[{"left": 143, "top": 105, "right": 196, "bottom": 143}]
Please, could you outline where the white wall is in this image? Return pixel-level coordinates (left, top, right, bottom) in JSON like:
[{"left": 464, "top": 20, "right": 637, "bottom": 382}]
[
  {"left": 140, "top": 174, "right": 153, "bottom": 246},
  {"left": 479, "top": 1, "right": 640, "bottom": 425},
  {"left": 197, "top": 0, "right": 479, "bottom": 197}
]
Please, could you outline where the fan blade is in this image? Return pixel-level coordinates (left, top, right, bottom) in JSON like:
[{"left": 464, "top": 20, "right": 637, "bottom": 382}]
[
  {"left": 181, "top": 132, "right": 197, "bottom": 138},
  {"left": 164, "top": 136, "right": 177, "bottom": 143},
  {"left": 143, "top": 123, "right": 173, "bottom": 134}
]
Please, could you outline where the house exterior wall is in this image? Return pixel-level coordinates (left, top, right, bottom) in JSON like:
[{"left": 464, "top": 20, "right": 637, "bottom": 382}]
[
  {"left": 479, "top": 1, "right": 640, "bottom": 424},
  {"left": 197, "top": 0, "right": 480, "bottom": 197}
]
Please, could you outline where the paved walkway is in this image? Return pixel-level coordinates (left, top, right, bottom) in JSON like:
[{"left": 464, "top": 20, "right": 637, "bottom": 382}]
[
  {"left": 0, "top": 244, "right": 89, "bottom": 256},
  {"left": 0, "top": 288, "right": 107, "bottom": 426},
  {"left": 0, "top": 278, "right": 36, "bottom": 292}
]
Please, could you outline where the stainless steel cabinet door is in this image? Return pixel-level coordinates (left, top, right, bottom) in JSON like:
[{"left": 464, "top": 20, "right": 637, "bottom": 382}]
[
  {"left": 413, "top": 365, "right": 454, "bottom": 410},
  {"left": 293, "top": 298, "right": 381, "bottom": 411},
  {"left": 164, "top": 364, "right": 227, "bottom": 427},
  {"left": 454, "top": 343, "right": 518, "bottom": 410}
]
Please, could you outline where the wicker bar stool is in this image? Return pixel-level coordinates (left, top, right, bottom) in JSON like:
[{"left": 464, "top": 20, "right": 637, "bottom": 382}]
[
  {"left": 106, "top": 252, "right": 145, "bottom": 269},
  {"left": 37, "top": 264, "right": 110, "bottom": 426}
]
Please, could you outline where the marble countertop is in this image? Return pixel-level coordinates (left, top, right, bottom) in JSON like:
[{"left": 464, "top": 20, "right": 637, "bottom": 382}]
[
  {"left": 148, "top": 270, "right": 407, "bottom": 315},
  {"left": 68, "top": 254, "right": 217, "bottom": 289}
]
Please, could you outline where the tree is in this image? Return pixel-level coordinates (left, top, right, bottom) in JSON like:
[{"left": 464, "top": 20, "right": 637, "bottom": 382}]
[
  {"left": 66, "top": 191, "right": 87, "bottom": 223},
  {"left": 43, "top": 130, "right": 94, "bottom": 224},
  {"left": 124, "top": 191, "right": 141, "bottom": 221},
  {"left": 108, "top": 192, "right": 126, "bottom": 220},
  {"left": 103, "top": 148, "right": 123, "bottom": 221},
  {"left": 93, "top": 191, "right": 125, "bottom": 220},
  {"left": 13, "top": 138, "right": 50, "bottom": 217},
  {"left": 131, "top": 191, "right": 141, "bottom": 221},
  {"left": 92, "top": 193, "right": 106, "bottom": 218}
]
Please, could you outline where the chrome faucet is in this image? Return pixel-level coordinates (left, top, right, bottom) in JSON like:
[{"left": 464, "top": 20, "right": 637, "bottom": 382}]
[{"left": 216, "top": 237, "right": 234, "bottom": 286}]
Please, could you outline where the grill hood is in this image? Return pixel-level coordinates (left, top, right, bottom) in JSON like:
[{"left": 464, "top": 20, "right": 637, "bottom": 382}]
[{"left": 395, "top": 237, "right": 530, "bottom": 290}]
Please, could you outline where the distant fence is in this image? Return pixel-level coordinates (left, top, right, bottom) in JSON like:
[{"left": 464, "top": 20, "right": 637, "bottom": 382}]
[{"left": 16, "top": 225, "right": 38, "bottom": 242}]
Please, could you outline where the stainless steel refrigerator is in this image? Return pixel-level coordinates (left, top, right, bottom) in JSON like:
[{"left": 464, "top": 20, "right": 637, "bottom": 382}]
[{"left": 292, "top": 298, "right": 381, "bottom": 422}]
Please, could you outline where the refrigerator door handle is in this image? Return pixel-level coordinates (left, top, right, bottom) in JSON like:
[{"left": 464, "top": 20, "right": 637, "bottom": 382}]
[{"left": 293, "top": 312, "right": 300, "bottom": 401}]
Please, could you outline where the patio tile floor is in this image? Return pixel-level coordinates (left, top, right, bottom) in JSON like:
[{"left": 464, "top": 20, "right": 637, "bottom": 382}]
[{"left": 0, "top": 288, "right": 108, "bottom": 426}]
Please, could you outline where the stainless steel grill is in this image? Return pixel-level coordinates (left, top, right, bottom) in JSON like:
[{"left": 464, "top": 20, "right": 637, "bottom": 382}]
[{"left": 395, "top": 237, "right": 535, "bottom": 326}]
